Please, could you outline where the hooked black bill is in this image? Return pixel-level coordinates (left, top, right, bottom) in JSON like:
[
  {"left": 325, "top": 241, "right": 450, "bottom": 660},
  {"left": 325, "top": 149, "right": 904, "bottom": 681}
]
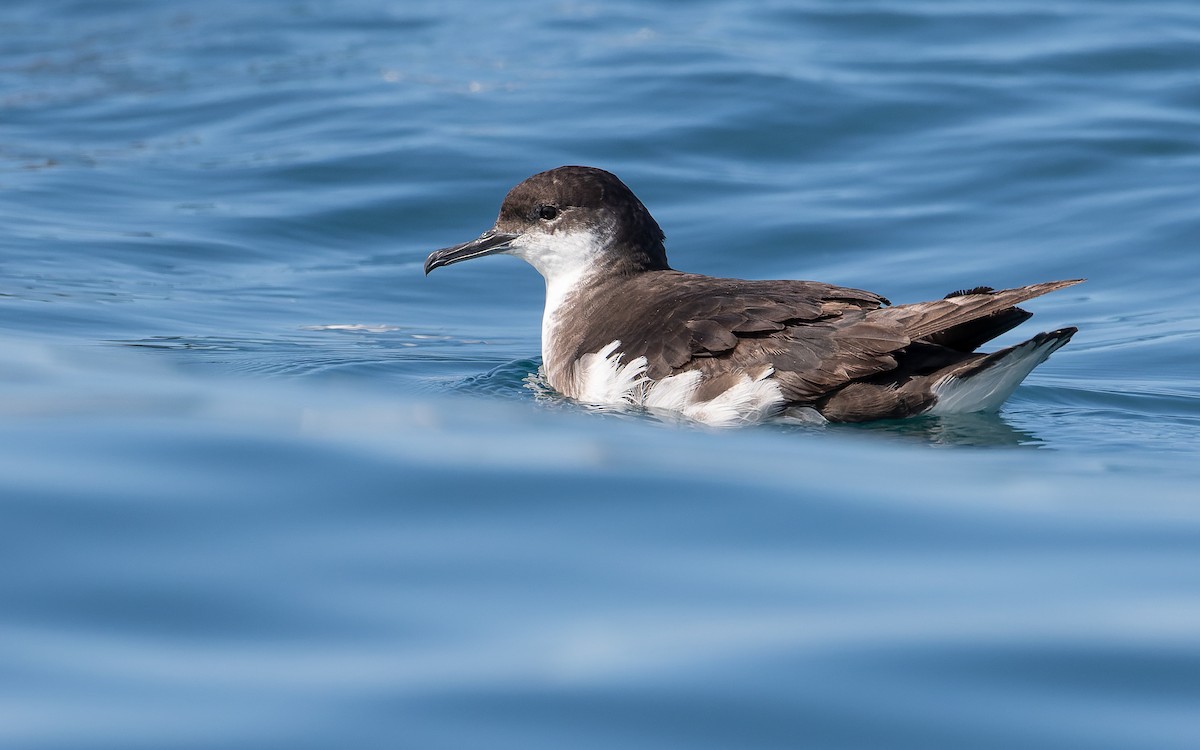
[{"left": 423, "top": 230, "right": 519, "bottom": 275}]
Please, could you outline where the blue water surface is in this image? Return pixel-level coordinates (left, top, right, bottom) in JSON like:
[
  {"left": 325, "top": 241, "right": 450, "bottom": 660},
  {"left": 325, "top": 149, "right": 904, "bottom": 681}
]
[{"left": 2, "top": 1, "right": 1199, "bottom": 748}]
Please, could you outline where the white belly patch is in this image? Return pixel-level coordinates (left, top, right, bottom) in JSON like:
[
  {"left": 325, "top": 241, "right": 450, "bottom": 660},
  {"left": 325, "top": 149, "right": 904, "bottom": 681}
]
[{"left": 571, "top": 341, "right": 788, "bottom": 427}]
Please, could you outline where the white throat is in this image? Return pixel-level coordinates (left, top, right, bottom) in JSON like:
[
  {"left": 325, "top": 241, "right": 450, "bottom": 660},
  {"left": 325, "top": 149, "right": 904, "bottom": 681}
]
[{"left": 506, "top": 227, "right": 609, "bottom": 364}]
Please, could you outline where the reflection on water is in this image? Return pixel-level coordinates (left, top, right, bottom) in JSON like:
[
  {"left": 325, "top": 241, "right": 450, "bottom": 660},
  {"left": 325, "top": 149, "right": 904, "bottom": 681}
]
[{"left": 849, "top": 413, "right": 1044, "bottom": 449}]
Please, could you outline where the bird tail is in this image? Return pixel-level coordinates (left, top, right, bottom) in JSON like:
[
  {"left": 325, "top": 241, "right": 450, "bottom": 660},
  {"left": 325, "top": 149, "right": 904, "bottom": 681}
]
[{"left": 925, "top": 327, "right": 1077, "bottom": 415}]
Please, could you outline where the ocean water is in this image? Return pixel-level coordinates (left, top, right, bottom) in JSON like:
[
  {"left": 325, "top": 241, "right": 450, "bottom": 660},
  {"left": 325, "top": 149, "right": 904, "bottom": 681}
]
[{"left": 2, "top": 1, "right": 1199, "bottom": 748}]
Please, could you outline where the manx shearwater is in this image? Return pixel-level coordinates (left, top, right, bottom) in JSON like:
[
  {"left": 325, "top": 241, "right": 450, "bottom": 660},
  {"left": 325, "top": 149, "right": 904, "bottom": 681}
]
[{"left": 425, "top": 166, "right": 1082, "bottom": 426}]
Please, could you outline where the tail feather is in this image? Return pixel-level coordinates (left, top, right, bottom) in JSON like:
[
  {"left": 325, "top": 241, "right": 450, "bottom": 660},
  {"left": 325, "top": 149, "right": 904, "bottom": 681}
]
[
  {"left": 921, "top": 306, "right": 1032, "bottom": 353},
  {"left": 925, "top": 327, "right": 1077, "bottom": 415},
  {"left": 874, "top": 279, "right": 1084, "bottom": 343}
]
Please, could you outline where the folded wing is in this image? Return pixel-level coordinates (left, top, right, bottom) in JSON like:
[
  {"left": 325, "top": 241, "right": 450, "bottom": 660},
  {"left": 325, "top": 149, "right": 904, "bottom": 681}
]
[{"left": 586, "top": 273, "right": 1082, "bottom": 407}]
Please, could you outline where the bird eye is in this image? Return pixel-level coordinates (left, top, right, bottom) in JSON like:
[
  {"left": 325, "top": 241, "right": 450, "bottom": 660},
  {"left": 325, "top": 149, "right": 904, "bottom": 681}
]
[{"left": 538, "top": 204, "right": 559, "bottom": 220}]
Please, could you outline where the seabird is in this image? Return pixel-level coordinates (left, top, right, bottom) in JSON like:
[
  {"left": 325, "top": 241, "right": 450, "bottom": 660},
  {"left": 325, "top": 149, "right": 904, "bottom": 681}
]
[{"left": 425, "top": 166, "right": 1082, "bottom": 426}]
